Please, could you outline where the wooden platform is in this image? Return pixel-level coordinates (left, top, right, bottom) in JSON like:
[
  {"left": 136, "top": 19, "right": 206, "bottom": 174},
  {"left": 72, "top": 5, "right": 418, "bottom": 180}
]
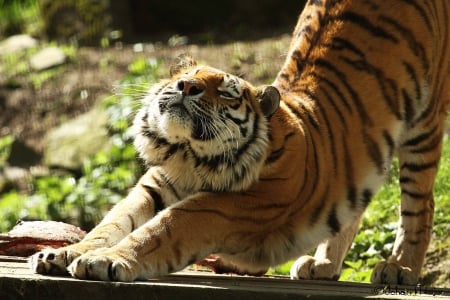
[{"left": 0, "top": 256, "right": 448, "bottom": 300}]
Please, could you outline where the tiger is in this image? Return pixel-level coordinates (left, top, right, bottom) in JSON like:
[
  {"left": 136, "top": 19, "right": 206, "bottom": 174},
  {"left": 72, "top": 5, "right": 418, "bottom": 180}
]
[{"left": 30, "top": 0, "right": 449, "bottom": 285}]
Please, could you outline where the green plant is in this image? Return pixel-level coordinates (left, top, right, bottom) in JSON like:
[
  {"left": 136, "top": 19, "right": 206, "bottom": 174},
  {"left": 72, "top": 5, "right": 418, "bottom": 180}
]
[
  {"left": 0, "top": 42, "right": 77, "bottom": 90},
  {"left": 0, "top": 135, "right": 14, "bottom": 168},
  {"left": 0, "top": 0, "right": 42, "bottom": 36}
]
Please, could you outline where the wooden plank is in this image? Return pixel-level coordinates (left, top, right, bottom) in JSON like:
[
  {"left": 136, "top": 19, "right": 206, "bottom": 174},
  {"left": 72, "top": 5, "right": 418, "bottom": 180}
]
[{"left": 0, "top": 256, "right": 448, "bottom": 300}]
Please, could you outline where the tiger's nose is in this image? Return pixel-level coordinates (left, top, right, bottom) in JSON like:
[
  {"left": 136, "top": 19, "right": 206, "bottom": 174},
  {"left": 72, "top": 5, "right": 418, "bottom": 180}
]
[{"left": 177, "top": 79, "right": 205, "bottom": 96}]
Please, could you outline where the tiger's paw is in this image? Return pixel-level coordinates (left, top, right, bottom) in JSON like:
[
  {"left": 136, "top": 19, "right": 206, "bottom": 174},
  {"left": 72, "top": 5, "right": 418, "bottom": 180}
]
[
  {"left": 371, "top": 261, "right": 417, "bottom": 285},
  {"left": 68, "top": 248, "right": 139, "bottom": 282},
  {"left": 290, "top": 255, "right": 340, "bottom": 280},
  {"left": 30, "top": 247, "right": 81, "bottom": 276}
]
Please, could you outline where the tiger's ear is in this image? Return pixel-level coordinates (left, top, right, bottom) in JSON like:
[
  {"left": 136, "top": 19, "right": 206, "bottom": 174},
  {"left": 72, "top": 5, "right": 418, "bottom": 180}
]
[
  {"left": 170, "top": 54, "right": 197, "bottom": 77},
  {"left": 256, "top": 85, "right": 280, "bottom": 118}
]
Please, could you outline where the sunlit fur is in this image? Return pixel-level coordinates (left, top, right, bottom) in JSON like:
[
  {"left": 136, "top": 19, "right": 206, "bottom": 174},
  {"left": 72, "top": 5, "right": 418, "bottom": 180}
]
[{"left": 31, "top": 0, "right": 449, "bottom": 285}]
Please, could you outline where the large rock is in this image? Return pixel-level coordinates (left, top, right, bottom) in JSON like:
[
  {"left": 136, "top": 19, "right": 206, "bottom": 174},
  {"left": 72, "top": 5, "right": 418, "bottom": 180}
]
[
  {"left": 29, "top": 46, "right": 66, "bottom": 70},
  {"left": 0, "top": 34, "right": 38, "bottom": 55},
  {"left": 44, "top": 105, "right": 111, "bottom": 171}
]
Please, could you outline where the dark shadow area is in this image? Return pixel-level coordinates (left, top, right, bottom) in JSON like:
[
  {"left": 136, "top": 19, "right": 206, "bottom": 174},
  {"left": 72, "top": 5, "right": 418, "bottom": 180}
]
[{"left": 42, "top": 0, "right": 307, "bottom": 45}]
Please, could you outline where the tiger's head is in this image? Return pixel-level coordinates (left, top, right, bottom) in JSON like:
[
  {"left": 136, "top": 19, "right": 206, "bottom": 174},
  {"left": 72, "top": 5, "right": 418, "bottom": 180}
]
[{"left": 133, "top": 55, "right": 280, "bottom": 192}]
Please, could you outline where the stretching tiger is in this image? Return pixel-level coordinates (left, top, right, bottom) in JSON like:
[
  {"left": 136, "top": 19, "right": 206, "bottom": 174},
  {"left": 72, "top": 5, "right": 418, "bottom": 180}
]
[{"left": 31, "top": 0, "right": 449, "bottom": 285}]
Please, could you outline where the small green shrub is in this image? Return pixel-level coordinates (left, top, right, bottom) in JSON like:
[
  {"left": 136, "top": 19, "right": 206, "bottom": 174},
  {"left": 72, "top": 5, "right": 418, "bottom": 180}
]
[{"left": 0, "top": 0, "right": 42, "bottom": 36}]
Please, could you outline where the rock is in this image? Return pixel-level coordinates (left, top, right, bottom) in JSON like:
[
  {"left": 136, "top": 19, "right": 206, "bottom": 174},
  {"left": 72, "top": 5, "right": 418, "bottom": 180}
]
[
  {"left": 0, "top": 166, "right": 30, "bottom": 194},
  {"left": 44, "top": 105, "right": 111, "bottom": 171},
  {"left": 0, "top": 34, "right": 38, "bottom": 55},
  {"left": 29, "top": 46, "right": 66, "bottom": 70}
]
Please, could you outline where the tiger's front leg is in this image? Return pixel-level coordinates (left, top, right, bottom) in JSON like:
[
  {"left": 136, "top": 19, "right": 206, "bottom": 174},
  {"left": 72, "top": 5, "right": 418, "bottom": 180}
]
[
  {"left": 67, "top": 192, "right": 284, "bottom": 281},
  {"left": 30, "top": 170, "right": 164, "bottom": 276}
]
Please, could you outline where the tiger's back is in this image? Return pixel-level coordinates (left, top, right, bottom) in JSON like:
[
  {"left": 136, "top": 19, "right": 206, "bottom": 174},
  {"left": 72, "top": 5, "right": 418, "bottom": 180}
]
[
  {"left": 273, "top": 0, "right": 450, "bottom": 284},
  {"left": 31, "top": 0, "right": 449, "bottom": 285}
]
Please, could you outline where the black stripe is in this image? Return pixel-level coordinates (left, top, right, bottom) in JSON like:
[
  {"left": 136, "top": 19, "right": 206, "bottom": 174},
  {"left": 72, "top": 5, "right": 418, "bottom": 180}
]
[
  {"left": 402, "top": 61, "right": 423, "bottom": 102},
  {"left": 143, "top": 130, "right": 170, "bottom": 146},
  {"left": 402, "top": 125, "right": 438, "bottom": 147},
  {"left": 342, "top": 135, "right": 357, "bottom": 208},
  {"left": 335, "top": 11, "right": 398, "bottom": 43},
  {"left": 347, "top": 186, "right": 357, "bottom": 209},
  {"left": 317, "top": 84, "right": 349, "bottom": 132},
  {"left": 141, "top": 184, "right": 165, "bottom": 214},
  {"left": 327, "top": 37, "right": 366, "bottom": 58},
  {"left": 399, "top": 176, "right": 415, "bottom": 184},
  {"left": 315, "top": 58, "right": 373, "bottom": 125},
  {"left": 302, "top": 71, "right": 352, "bottom": 127},
  {"left": 327, "top": 205, "right": 341, "bottom": 235},
  {"left": 306, "top": 89, "right": 338, "bottom": 171},
  {"left": 401, "top": 161, "right": 437, "bottom": 172},
  {"left": 402, "top": 189, "right": 430, "bottom": 200},
  {"left": 225, "top": 104, "right": 251, "bottom": 125},
  {"left": 409, "top": 134, "right": 442, "bottom": 154},
  {"left": 361, "top": 189, "right": 373, "bottom": 208},
  {"left": 339, "top": 56, "right": 402, "bottom": 120},
  {"left": 364, "top": 132, "right": 384, "bottom": 175},
  {"left": 379, "top": 17, "right": 428, "bottom": 70},
  {"left": 401, "top": 209, "right": 426, "bottom": 217},
  {"left": 407, "top": 239, "right": 420, "bottom": 245},
  {"left": 291, "top": 49, "right": 306, "bottom": 77},
  {"left": 402, "top": 89, "right": 415, "bottom": 123},
  {"left": 382, "top": 130, "right": 395, "bottom": 158},
  {"left": 265, "top": 132, "right": 295, "bottom": 164},
  {"left": 398, "top": 0, "right": 433, "bottom": 34},
  {"left": 164, "top": 143, "right": 184, "bottom": 161}
]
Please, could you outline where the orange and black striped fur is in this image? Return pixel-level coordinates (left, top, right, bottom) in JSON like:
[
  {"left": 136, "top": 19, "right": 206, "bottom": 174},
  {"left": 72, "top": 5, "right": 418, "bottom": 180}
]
[{"left": 31, "top": 0, "right": 449, "bottom": 284}]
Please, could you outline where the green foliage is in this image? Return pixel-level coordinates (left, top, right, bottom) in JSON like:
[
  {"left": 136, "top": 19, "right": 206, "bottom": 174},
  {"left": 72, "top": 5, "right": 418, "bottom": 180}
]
[
  {"left": 0, "top": 57, "right": 162, "bottom": 232},
  {"left": 0, "top": 0, "right": 42, "bottom": 36},
  {"left": 0, "top": 135, "right": 14, "bottom": 167},
  {"left": 0, "top": 42, "right": 77, "bottom": 90}
]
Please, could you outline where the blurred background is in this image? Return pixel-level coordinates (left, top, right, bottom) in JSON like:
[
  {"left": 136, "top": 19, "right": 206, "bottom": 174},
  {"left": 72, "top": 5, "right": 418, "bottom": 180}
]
[{"left": 0, "top": 0, "right": 448, "bottom": 286}]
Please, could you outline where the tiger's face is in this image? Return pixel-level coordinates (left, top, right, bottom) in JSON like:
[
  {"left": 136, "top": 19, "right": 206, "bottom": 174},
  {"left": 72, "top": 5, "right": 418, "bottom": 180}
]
[
  {"left": 152, "top": 66, "right": 251, "bottom": 143},
  {"left": 133, "top": 55, "right": 280, "bottom": 192}
]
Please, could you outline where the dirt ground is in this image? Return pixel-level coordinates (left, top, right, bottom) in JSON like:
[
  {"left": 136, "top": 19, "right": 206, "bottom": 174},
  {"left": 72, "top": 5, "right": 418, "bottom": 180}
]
[
  {"left": 1, "top": 33, "right": 448, "bottom": 288},
  {"left": 0, "top": 34, "right": 291, "bottom": 153}
]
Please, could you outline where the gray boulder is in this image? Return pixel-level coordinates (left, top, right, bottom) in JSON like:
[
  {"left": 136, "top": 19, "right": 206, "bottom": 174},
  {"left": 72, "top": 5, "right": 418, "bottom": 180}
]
[{"left": 44, "top": 105, "right": 111, "bottom": 171}]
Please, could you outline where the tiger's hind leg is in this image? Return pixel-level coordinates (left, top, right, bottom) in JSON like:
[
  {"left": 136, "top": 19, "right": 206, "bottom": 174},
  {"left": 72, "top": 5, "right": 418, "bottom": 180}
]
[
  {"left": 290, "top": 214, "right": 362, "bottom": 280},
  {"left": 371, "top": 125, "right": 444, "bottom": 285}
]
